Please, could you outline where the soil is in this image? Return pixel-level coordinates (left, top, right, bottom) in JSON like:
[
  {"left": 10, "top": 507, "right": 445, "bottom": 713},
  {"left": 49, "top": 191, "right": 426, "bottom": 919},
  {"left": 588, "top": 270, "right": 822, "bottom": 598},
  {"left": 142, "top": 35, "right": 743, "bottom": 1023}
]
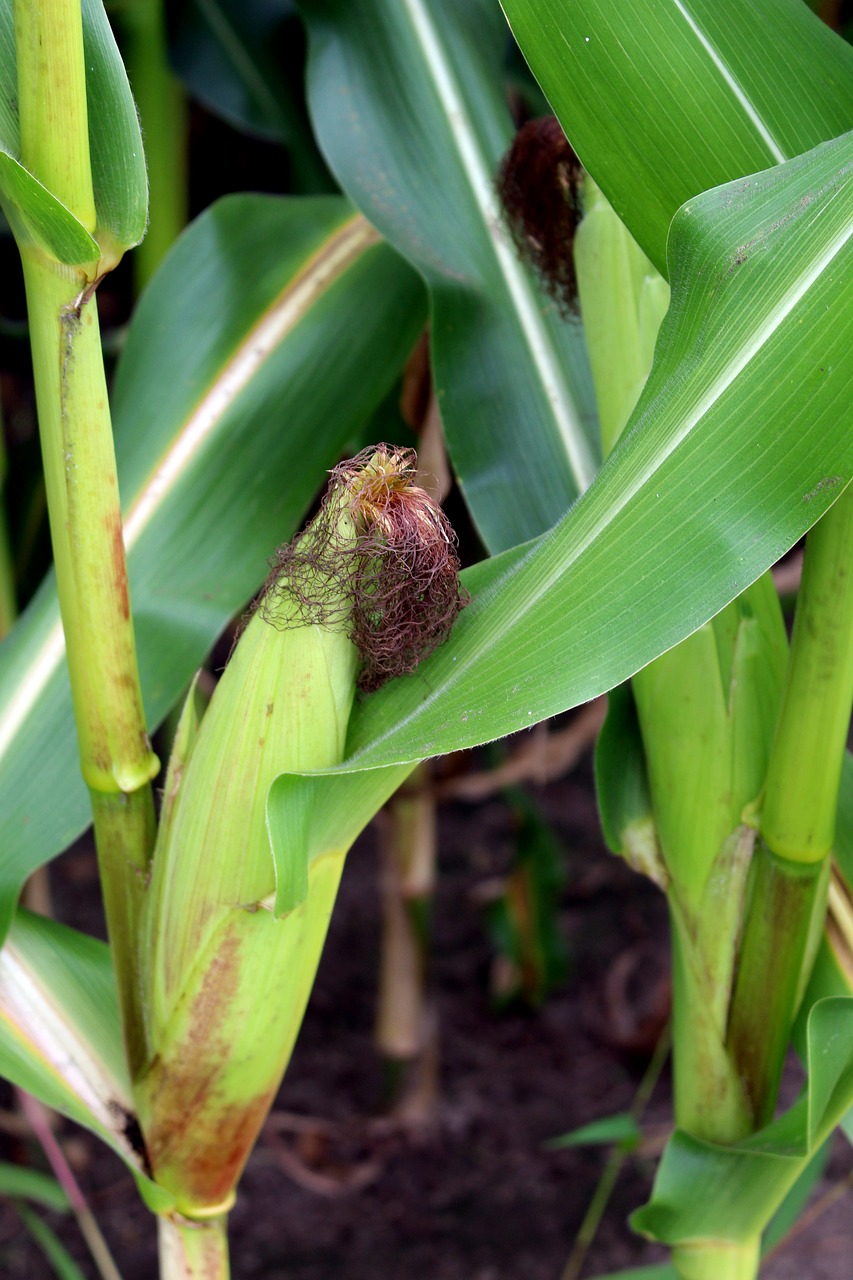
[{"left": 0, "top": 745, "right": 850, "bottom": 1280}]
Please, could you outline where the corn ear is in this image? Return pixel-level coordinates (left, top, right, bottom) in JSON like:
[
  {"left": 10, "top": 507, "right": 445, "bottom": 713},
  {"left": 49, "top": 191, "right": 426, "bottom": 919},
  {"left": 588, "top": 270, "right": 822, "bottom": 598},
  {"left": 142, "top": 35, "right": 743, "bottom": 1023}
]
[{"left": 134, "top": 446, "right": 465, "bottom": 1216}]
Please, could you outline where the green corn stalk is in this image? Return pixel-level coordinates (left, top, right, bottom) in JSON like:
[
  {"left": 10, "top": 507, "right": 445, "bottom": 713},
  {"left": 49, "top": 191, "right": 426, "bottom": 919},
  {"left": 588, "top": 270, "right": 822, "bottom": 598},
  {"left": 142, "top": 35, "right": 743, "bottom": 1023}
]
[
  {"left": 574, "top": 174, "right": 798, "bottom": 1279},
  {"left": 133, "top": 447, "right": 465, "bottom": 1272},
  {"left": 8, "top": 0, "right": 156, "bottom": 1080},
  {"left": 727, "top": 484, "right": 853, "bottom": 1125}
]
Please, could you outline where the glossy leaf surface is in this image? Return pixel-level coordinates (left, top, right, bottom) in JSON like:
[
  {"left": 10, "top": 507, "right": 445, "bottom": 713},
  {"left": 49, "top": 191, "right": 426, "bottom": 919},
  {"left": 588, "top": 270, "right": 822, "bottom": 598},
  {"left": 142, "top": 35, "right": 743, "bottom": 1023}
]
[
  {"left": 332, "top": 134, "right": 853, "bottom": 770},
  {"left": 0, "top": 195, "right": 426, "bottom": 939},
  {"left": 299, "top": 0, "right": 599, "bottom": 552},
  {"left": 501, "top": 0, "right": 853, "bottom": 275}
]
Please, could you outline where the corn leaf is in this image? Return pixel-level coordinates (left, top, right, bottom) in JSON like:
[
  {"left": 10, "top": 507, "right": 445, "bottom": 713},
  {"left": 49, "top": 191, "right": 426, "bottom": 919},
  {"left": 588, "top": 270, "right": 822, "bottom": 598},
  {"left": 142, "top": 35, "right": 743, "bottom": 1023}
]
[
  {"left": 0, "top": 910, "right": 165, "bottom": 1198},
  {"left": 631, "top": 996, "right": 853, "bottom": 1246},
  {"left": 169, "top": 0, "right": 331, "bottom": 193},
  {"left": 501, "top": 0, "right": 853, "bottom": 276},
  {"left": 334, "top": 133, "right": 853, "bottom": 769},
  {"left": 0, "top": 195, "right": 426, "bottom": 942},
  {"left": 298, "top": 0, "right": 600, "bottom": 552},
  {"left": 760, "top": 1139, "right": 830, "bottom": 1256},
  {"left": 0, "top": 1164, "right": 69, "bottom": 1212},
  {"left": 547, "top": 1113, "right": 641, "bottom": 1150}
]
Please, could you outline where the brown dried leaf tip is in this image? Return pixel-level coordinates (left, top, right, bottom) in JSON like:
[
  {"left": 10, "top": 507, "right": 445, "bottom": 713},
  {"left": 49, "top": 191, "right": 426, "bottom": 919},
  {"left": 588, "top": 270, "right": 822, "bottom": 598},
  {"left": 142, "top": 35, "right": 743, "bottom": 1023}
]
[
  {"left": 497, "top": 116, "right": 584, "bottom": 315},
  {"left": 262, "top": 445, "right": 468, "bottom": 692}
]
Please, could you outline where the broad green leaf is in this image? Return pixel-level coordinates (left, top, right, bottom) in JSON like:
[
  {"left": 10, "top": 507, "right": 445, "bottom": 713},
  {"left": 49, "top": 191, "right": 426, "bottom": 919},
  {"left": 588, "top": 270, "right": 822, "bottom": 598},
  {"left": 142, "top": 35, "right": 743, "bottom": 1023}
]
[
  {"left": 0, "top": 1163, "right": 69, "bottom": 1212},
  {"left": 298, "top": 0, "right": 600, "bottom": 552},
  {"left": 547, "top": 1112, "right": 641, "bottom": 1150},
  {"left": 0, "top": 195, "right": 426, "bottom": 940},
  {"left": 632, "top": 996, "right": 853, "bottom": 1246},
  {"left": 0, "top": 0, "right": 147, "bottom": 259},
  {"left": 0, "top": 910, "right": 159, "bottom": 1191},
  {"left": 501, "top": 0, "right": 853, "bottom": 275},
  {"left": 331, "top": 134, "right": 853, "bottom": 772}
]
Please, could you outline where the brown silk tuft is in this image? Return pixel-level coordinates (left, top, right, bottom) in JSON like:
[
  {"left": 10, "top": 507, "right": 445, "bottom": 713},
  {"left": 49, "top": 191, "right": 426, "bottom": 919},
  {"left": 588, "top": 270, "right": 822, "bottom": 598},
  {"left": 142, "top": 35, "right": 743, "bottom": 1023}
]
[
  {"left": 262, "top": 445, "right": 468, "bottom": 692},
  {"left": 497, "top": 116, "right": 583, "bottom": 316}
]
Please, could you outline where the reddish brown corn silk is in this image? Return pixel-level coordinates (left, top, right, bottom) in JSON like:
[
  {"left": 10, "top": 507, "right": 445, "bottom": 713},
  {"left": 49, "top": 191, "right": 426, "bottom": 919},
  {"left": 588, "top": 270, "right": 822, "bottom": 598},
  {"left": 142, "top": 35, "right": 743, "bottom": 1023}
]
[
  {"left": 262, "top": 445, "right": 467, "bottom": 691},
  {"left": 497, "top": 115, "right": 584, "bottom": 316}
]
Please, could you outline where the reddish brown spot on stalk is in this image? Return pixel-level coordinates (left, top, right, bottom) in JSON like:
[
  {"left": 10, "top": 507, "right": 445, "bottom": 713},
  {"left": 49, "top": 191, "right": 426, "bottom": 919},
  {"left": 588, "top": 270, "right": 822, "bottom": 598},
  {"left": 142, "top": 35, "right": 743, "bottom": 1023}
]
[
  {"left": 106, "top": 510, "right": 130, "bottom": 619},
  {"left": 497, "top": 116, "right": 584, "bottom": 315}
]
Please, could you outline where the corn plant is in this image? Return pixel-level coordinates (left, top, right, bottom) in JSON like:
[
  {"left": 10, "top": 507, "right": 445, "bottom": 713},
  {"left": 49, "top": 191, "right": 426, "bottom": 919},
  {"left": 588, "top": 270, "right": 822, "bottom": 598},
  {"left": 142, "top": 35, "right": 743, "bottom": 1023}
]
[{"left": 0, "top": 1, "right": 851, "bottom": 1278}]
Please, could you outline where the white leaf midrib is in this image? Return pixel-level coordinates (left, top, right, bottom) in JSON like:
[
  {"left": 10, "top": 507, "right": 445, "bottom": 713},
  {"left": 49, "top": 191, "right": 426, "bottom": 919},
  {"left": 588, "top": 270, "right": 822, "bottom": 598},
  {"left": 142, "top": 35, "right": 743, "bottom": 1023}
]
[{"left": 672, "top": 0, "right": 788, "bottom": 164}]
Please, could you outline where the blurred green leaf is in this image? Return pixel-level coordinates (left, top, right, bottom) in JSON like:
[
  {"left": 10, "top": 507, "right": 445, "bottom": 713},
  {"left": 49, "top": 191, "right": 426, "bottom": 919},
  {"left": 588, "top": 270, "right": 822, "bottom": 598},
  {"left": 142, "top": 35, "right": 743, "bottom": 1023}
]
[
  {"left": 796, "top": 751, "right": 853, "bottom": 1141},
  {"left": 299, "top": 0, "right": 600, "bottom": 552},
  {"left": 760, "top": 1138, "right": 830, "bottom": 1255},
  {"left": 632, "top": 997, "right": 853, "bottom": 1246},
  {"left": 0, "top": 195, "right": 425, "bottom": 939},
  {"left": 501, "top": 0, "right": 853, "bottom": 275},
  {"left": 333, "top": 134, "right": 853, "bottom": 770},
  {"left": 0, "top": 910, "right": 163, "bottom": 1195},
  {"left": 0, "top": 1163, "right": 69, "bottom": 1212},
  {"left": 548, "top": 1113, "right": 641, "bottom": 1150}
]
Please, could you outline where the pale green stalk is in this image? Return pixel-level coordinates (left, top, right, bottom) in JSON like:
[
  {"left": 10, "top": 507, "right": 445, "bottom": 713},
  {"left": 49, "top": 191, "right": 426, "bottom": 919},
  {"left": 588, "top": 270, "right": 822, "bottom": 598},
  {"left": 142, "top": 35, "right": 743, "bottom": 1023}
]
[
  {"left": 728, "top": 484, "right": 853, "bottom": 1123},
  {"left": 157, "top": 1213, "right": 229, "bottom": 1280},
  {"left": 671, "top": 1241, "right": 760, "bottom": 1280},
  {"left": 575, "top": 179, "right": 769, "bottom": 1278},
  {"left": 13, "top": 0, "right": 157, "bottom": 1077}
]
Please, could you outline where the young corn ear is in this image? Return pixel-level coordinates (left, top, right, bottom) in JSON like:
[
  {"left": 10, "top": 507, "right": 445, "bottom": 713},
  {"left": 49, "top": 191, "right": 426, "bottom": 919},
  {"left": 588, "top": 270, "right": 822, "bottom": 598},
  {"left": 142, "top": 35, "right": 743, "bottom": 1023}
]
[{"left": 134, "top": 447, "right": 465, "bottom": 1217}]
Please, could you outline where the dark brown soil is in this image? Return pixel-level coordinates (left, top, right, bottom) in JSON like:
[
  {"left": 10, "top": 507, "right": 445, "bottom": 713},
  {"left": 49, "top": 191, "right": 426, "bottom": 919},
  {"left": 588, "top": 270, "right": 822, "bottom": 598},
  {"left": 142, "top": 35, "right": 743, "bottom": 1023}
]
[{"left": 1, "top": 750, "right": 850, "bottom": 1279}]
